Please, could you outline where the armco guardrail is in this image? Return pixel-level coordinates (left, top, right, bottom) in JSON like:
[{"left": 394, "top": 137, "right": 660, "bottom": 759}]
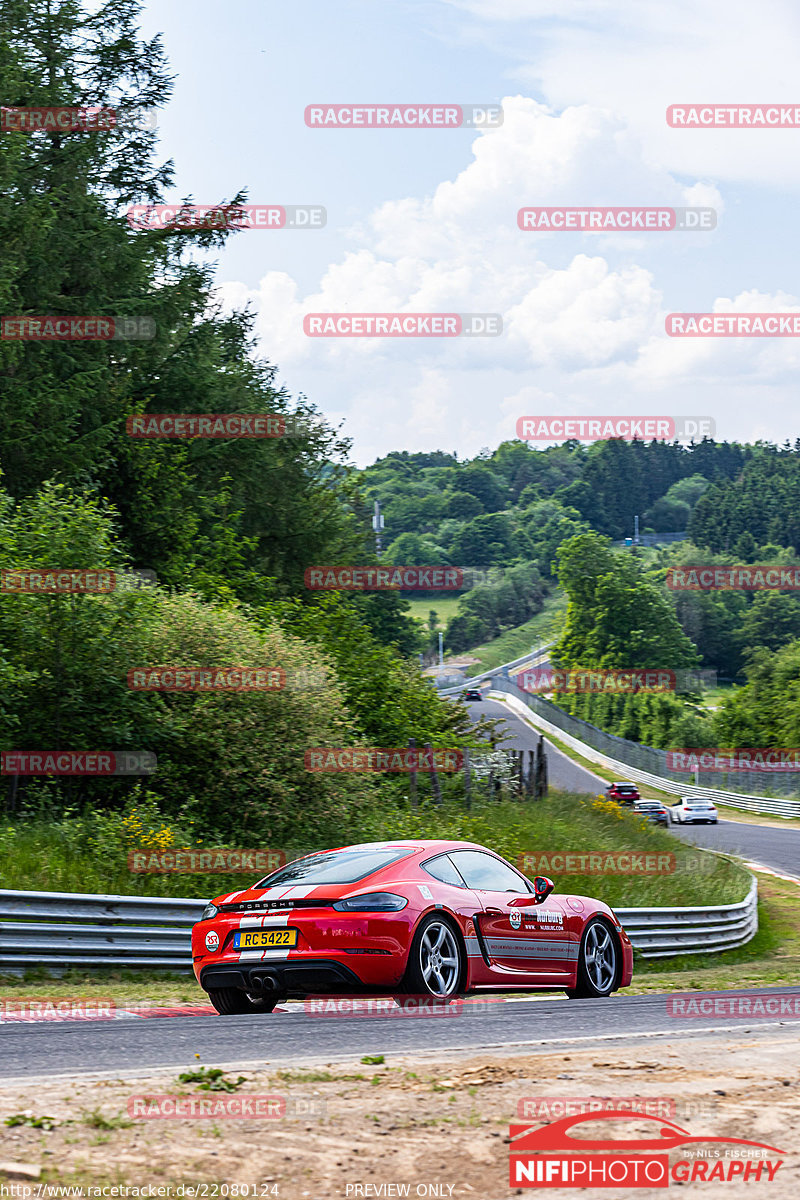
[
  {"left": 0, "top": 889, "right": 205, "bottom": 970},
  {"left": 615, "top": 878, "right": 758, "bottom": 959},
  {"left": 490, "top": 676, "right": 800, "bottom": 817},
  {"left": 0, "top": 880, "right": 757, "bottom": 968},
  {"left": 436, "top": 644, "right": 553, "bottom": 697}
]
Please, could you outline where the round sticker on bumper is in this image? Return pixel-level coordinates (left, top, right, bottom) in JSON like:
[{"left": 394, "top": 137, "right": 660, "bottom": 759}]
[{"left": 205, "top": 930, "right": 220, "bottom": 951}]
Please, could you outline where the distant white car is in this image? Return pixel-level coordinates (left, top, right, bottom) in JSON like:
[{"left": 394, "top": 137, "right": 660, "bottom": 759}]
[{"left": 669, "top": 796, "right": 719, "bottom": 825}]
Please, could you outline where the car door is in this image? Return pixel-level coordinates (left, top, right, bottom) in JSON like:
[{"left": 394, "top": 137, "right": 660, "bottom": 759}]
[{"left": 447, "top": 850, "right": 577, "bottom": 980}]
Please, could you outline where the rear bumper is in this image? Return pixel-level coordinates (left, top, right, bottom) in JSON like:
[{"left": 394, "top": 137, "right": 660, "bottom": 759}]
[{"left": 199, "top": 959, "right": 383, "bottom": 997}]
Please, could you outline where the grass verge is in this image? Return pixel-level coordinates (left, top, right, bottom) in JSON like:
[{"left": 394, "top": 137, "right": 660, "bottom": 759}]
[
  {"left": 405, "top": 596, "right": 463, "bottom": 629},
  {"left": 0, "top": 787, "right": 747, "bottom": 905},
  {"left": 463, "top": 591, "right": 567, "bottom": 675}
]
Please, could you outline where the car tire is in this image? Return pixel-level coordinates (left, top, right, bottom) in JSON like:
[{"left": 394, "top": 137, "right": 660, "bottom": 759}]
[
  {"left": 566, "top": 918, "right": 619, "bottom": 999},
  {"left": 401, "top": 914, "right": 464, "bottom": 999},
  {"left": 208, "top": 988, "right": 282, "bottom": 1015}
]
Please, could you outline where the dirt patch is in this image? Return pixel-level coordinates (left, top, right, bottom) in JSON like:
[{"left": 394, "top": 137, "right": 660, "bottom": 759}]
[{"left": 1, "top": 1030, "right": 799, "bottom": 1197}]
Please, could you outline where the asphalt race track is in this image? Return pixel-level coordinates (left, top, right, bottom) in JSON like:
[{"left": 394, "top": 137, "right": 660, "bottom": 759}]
[
  {"left": 465, "top": 694, "right": 800, "bottom": 880},
  {"left": 3, "top": 988, "right": 799, "bottom": 1080}
]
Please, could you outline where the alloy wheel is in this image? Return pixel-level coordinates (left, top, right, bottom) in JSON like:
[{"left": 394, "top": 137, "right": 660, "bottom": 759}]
[
  {"left": 584, "top": 922, "right": 617, "bottom": 993},
  {"left": 419, "top": 921, "right": 460, "bottom": 996}
]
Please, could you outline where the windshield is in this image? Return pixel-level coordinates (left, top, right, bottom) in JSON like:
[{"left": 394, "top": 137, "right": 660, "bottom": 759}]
[{"left": 255, "top": 846, "right": 413, "bottom": 887}]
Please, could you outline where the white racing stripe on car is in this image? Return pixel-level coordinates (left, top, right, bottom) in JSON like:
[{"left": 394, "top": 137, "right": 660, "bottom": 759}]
[
  {"left": 233, "top": 912, "right": 294, "bottom": 963},
  {"left": 485, "top": 939, "right": 579, "bottom": 960},
  {"left": 235, "top": 912, "right": 294, "bottom": 963},
  {"left": 465, "top": 936, "right": 482, "bottom": 957},
  {"left": 259, "top": 910, "right": 291, "bottom": 962}
]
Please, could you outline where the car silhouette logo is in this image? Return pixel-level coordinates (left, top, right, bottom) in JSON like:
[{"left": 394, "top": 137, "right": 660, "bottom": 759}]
[{"left": 509, "top": 1111, "right": 785, "bottom": 1155}]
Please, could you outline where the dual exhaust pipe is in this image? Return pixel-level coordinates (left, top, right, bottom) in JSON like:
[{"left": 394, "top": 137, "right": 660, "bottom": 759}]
[{"left": 249, "top": 971, "right": 277, "bottom": 993}]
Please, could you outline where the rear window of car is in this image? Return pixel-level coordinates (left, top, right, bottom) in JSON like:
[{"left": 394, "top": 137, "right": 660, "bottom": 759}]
[
  {"left": 687, "top": 800, "right": 712, "bottom": 808},
  {"left": 256, "top": 847, "right": 413, "bottom": 887},
  {"left": 615, "top": 786, "right": 637, "bottom": 793},
  {"left": 421, "top": 854, "right": 467, "bottom": 888}
]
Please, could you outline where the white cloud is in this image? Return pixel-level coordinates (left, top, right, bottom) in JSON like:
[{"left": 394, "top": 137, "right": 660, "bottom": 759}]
[
  {"left": 216, "top": 95, "right": 796, "bottom": 462},
  {"left": 443, "top": 0, "right": 800, "bottom": 188}
]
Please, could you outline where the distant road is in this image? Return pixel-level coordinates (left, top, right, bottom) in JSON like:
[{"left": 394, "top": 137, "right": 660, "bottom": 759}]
[
  {"left": 462, "top": 694, "right": 800, "bottom": 880},
  {"left": 463, "top": 694, "right": 604, "bottom": 794}
]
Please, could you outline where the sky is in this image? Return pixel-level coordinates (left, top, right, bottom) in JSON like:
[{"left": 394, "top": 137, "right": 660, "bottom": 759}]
[{"left": 138, "top": 0, "right": 800, "bottom": 466}]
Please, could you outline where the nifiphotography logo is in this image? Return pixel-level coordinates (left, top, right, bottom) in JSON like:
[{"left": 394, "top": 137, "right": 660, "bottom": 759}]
[{"left": 509, "top": 1110, "right": 785, "bottom": 1187}]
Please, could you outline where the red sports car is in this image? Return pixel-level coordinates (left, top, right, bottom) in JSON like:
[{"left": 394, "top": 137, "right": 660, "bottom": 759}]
[{"left": 192, "top": 840, "right": 634, "bottom": 1014}]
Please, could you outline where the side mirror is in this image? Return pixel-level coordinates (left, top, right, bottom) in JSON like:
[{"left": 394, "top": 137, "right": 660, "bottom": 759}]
[{"left": 533, "top": 875, "right": 554, "bottom": 903}]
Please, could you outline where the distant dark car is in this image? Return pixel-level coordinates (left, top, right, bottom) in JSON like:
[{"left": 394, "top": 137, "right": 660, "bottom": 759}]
[
  {"left": 463, "top": 689, "right": 483, "bottom": 701},
  {"left": 605, "top": 782, "right": 641, "bottom": 805},
  {"left": 633, "top": 800, "right": 668, "bottom": 826}
]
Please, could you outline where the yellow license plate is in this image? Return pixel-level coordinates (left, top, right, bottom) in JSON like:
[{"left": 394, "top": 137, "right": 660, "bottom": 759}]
[{"left": 237, "top": 928, "right": 298, "bottom": 950}]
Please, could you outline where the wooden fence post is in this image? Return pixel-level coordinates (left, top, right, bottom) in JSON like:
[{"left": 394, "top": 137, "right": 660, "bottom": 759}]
[
  {"left": 424, "top": 742, "right": 442, "bottom": 804},
  {"left": 408, "top": 738, "right": 418, "bottom": 809}
]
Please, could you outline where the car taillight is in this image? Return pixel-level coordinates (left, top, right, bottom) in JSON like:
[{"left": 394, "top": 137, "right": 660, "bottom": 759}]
[{"left": 332, "top": 892, "right": 408, "bottom": 912}]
